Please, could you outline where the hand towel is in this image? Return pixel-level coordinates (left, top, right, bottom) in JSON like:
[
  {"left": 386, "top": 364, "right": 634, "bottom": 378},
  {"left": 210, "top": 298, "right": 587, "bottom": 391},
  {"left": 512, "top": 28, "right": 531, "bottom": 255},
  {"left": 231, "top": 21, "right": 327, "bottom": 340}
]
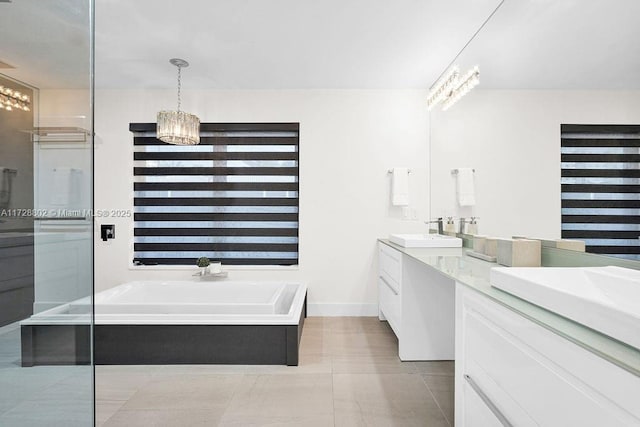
[
  {"left": 0, "top": 168, "right": 6, "bottom": 193},
  {"left": 0, "top": 168, "right": 9, "bottom": 207},
  {"left": 456, "top": 168, "right": 475, "bottom": 206},
  {"left": 391, "top": 167, "right": 410, "bottom": 206},
  {"left": 51, "top": 167, "right": 72, "bottom": 206}
]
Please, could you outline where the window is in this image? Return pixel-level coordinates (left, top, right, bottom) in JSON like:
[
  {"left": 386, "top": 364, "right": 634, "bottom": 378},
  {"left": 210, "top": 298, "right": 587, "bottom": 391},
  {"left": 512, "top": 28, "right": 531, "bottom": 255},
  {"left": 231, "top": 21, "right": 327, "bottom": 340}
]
[
  {"left": 561, "top": 124, "right": 640, "bottom": 260},
  {"left": 130, "top": 122, "right": 299, "bottom": 266}
]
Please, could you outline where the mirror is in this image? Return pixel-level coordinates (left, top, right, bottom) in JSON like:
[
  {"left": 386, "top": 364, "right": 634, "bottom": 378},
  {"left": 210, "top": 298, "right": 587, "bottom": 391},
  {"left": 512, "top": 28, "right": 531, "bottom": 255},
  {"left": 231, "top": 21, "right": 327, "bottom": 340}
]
[{"left": 429, "top": 0, "right": 640, "bottom": 261}]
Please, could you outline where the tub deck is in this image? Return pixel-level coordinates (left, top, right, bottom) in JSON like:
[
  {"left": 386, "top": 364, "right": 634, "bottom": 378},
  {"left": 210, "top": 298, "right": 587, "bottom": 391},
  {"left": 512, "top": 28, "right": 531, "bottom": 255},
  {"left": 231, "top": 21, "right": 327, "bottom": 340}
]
[{"left": 21, "top": 281, "right": 307, "bottom": 366}]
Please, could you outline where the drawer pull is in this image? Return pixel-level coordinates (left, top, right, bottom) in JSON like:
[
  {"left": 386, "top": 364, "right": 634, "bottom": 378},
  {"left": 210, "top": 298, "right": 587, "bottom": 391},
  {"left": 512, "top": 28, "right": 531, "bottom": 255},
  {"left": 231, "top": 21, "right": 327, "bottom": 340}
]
[
  {"left": 379, "top": 276, "right": 399, "bottom": 295},
  {"left": 464, "top": 374, "right": 513, "bottom": 427}
]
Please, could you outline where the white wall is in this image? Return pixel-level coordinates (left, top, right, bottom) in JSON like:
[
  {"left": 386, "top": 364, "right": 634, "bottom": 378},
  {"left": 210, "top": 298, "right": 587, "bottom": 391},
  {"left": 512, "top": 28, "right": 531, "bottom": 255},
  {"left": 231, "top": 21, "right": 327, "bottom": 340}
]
[
  {"left": 94, "top": 89, "right": 430, "bottom": 315},
  {"left": 430, "top": 90, "right": 640, "bottom": 239}
]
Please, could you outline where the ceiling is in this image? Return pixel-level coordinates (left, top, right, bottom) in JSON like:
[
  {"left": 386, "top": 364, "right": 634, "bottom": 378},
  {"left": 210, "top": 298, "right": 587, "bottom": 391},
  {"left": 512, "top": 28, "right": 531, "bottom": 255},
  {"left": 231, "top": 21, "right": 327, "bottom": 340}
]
[
  {"left": 94, "top": 0, "right": 502, "bottom": 90},
  {"left": 453, "top": 0, "right": 640, "bottom": 89},
  {"left": 1, "top": 0, "right": 638, "bottom": 91},
  {"left": 0, "top": 0, "right": 91, "bottom": 89},
  {"left": 0, "top": 0, "right": 501, "bottom": 89}
]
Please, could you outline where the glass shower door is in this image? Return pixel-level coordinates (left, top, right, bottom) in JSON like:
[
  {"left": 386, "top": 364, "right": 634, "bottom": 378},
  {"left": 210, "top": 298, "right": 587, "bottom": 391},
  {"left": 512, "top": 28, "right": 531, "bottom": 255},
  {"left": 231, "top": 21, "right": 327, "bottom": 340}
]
[{"left": 0, "top": 1, "right": 94, "bottom": 425}]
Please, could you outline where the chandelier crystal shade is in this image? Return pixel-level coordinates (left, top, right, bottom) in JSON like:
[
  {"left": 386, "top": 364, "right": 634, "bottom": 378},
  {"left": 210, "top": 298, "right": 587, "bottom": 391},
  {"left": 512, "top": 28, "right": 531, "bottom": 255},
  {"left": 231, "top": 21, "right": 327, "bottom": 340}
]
[{"left": 157, "top": 58, "right": 200, "bottom": 145}]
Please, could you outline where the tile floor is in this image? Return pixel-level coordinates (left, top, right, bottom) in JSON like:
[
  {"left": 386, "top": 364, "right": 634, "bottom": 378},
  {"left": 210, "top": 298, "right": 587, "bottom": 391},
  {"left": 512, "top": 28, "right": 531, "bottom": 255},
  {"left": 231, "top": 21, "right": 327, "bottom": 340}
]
[
  {"left": 98, "top": 317, "right": 455, "bottom": 426},
  {"left": 0, "top": 324, "right": 93, "bottom": 427}
]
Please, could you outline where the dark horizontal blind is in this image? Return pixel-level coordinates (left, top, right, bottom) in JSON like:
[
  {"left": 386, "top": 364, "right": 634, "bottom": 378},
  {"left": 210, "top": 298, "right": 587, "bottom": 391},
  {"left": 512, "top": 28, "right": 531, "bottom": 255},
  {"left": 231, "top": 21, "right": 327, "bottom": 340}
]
[
  {"left": 561, "top": 124, "right": 640, "bottom": 260},
  {"left": 131, "top": 123, "right": 299, "bottom": 266}
]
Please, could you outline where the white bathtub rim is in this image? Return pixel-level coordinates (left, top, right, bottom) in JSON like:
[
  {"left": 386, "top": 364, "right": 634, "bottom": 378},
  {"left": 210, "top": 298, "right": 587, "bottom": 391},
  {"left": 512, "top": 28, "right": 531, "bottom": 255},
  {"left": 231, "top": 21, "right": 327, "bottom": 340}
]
[{"left": 22, "top": 281, "right": 307, "bottom": 326}]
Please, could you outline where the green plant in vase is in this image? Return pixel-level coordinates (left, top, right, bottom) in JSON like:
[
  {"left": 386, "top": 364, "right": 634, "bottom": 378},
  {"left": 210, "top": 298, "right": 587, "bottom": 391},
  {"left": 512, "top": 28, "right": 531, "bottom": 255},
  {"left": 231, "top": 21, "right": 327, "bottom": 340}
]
[{"left": 196, "top": 256, "right": 210, "bottom": 275}]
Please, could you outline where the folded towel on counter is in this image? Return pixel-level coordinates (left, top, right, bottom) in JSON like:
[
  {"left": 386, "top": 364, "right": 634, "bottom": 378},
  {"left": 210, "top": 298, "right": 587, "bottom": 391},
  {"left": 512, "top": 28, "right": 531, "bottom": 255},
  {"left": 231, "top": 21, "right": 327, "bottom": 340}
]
[
  {"left": 456, "top": 168, "right": 475, "bottom": 206},
  {"left": 391, "top": 167, "right": 410, "bottom": 206}
]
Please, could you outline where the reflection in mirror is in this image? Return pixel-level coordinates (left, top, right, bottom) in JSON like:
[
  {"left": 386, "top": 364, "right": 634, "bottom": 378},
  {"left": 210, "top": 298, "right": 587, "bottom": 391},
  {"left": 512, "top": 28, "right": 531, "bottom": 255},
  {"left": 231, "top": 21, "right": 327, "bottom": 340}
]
[{"left": 429, "top": 0, "right": 640, "bottom": 261}]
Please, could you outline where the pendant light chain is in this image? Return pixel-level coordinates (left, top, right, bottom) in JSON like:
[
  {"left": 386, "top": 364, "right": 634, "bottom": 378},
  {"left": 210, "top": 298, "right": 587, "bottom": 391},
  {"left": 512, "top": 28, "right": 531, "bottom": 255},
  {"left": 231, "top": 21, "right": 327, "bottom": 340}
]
[
  {"left": 177, "top": 65, "right": 182, "bottom": 112},
  {"left": 157, "top": 58, "right": 200, "bottom": 145}
]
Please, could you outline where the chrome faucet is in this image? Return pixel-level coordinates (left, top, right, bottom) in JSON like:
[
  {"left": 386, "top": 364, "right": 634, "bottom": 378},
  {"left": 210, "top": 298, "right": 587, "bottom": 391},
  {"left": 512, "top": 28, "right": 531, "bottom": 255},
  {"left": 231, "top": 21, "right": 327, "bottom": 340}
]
[
  {"left": 459, "top": 217, "right": 467, "bottom": 234},
  {"left": 425, "top": 218, "right": 444, "bottom": 235}
]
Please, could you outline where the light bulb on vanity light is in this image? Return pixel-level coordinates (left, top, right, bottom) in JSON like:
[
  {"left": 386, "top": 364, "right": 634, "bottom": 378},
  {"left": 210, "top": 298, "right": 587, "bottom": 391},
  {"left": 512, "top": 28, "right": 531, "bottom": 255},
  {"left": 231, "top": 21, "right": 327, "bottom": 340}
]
[
  {"left": 427, "top": 66, "right": 459, "bottom": 111},
  {"left": 441, "top": 66, "right": 480, "bottom": 111},
  {"left": 0, "top": 84, "right": 33, "bottom": 113}
]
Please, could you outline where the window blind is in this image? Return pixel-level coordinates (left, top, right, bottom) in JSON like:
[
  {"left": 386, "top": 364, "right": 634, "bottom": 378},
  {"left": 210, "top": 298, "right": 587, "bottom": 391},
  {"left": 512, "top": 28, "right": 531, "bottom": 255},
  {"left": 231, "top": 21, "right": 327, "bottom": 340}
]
[
  {"left": 131, "top": 122, "right": 299, "bottom": 266},
  {"left": 561, "top": 124, "right": 640, "bottom": 260}
]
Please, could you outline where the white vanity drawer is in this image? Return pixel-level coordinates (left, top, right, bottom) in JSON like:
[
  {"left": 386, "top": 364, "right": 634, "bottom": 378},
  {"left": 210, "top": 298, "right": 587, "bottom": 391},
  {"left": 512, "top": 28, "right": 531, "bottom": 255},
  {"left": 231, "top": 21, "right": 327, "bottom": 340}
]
[
  {"left": 378, "top": 276, "right": 401, "bottom": 336},
  {"left": 462, "top": 377, "right": 506, "bottom": 427},
  {"left": 458, "top": 287, "right": 640, "bottom": 427},
  {"left": 379, "top": 244, "right": 402, "bottom": 292}
]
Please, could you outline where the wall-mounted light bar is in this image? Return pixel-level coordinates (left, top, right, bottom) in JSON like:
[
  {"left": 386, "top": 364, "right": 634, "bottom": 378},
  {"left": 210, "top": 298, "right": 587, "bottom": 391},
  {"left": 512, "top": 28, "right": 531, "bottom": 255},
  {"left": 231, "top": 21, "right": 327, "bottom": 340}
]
[
  {"left": 0, "top": 85, "right": 31, "bottom": 112},
  {"left": 442, "top": 66, "right": 480, "bottom": 111},
  {"left": 427, "top": 66, "right": 459, "bottom": 111},
  {"left": 427, "top": 65, "right": 480, "bottom": 111}
]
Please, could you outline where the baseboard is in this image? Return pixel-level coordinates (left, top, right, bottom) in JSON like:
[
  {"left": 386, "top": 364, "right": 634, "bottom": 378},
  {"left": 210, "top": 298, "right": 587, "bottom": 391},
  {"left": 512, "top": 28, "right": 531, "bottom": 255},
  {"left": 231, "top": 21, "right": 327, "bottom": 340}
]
[{"left": 307, "top": 303, "right": 378, "bottom": 317}]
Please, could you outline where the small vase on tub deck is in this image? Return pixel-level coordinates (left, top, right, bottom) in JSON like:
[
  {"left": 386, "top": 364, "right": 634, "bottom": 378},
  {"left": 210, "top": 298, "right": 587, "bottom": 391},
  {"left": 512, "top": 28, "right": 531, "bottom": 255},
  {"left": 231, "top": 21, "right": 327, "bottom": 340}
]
[{"left": 196, "top": 256, "right": 211, "bottom": 276}]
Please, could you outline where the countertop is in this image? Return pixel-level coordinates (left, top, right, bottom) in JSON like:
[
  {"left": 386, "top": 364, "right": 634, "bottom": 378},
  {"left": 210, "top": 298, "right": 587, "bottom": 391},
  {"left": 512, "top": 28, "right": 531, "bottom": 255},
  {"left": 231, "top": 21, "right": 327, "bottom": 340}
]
[{"left": 378, "top": 239, "right": 640, "bottom": 377}]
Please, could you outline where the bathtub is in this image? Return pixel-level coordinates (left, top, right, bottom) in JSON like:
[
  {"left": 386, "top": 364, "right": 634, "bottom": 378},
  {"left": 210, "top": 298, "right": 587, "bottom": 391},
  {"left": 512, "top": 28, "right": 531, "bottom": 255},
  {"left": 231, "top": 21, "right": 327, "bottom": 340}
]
[{"left": 21, "top": 281, "right": 307, "bottom": 366}]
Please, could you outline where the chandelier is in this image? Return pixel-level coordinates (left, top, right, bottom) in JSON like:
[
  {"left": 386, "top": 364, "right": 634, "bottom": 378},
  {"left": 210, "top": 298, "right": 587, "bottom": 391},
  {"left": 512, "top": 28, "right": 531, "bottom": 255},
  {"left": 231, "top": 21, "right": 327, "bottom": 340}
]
[{"left": 157, "top": 58, "right": 200, "bottom": 145}]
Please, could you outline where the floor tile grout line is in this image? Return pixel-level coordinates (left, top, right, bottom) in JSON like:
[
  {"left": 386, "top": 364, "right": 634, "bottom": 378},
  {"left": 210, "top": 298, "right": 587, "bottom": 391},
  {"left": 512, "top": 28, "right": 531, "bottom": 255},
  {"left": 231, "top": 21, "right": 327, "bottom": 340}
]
[
  {"left": 96, "top": 399, "right": 127, "bottom": 427},
  {"left": 419, "top": 373, "right": 453, "bottom": 427},
  {"left": 215, "top": 371, "right": 247, "bottom": 427}
]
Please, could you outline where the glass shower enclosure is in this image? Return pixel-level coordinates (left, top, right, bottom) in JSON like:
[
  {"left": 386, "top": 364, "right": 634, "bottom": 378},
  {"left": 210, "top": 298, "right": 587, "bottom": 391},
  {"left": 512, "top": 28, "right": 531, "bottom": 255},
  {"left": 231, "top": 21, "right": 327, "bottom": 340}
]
[{"left": 0, "top": 1, "right": 94, "bottom": 425}]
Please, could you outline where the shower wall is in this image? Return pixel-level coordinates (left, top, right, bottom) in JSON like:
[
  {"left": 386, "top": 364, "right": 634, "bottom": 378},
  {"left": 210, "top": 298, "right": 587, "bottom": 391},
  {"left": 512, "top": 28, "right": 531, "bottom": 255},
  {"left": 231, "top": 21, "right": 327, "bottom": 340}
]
[{"left": 0, "top": 74, "right": 35, "bottom": 326}]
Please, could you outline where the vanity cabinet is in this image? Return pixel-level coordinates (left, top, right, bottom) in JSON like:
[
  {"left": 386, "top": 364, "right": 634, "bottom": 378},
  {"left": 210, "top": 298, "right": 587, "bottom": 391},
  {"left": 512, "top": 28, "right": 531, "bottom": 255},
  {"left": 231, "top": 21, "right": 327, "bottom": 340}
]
[
  {"left": 378, "top": 243, "right": 403, "bottom": 335},
  {"left": 455, "top": 283, "right": 640, "bottom": 426},
  {"left": 378, "top": 243, "right": 455, "bottom": 361},
  {"left": 0, "top": 234, "right": 34, "bottom": 326}
]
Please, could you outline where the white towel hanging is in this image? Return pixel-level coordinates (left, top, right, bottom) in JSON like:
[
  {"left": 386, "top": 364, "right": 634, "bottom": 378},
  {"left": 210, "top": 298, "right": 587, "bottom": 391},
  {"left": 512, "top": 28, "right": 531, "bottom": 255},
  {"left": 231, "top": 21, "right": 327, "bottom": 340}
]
[
  {"left": 0, "top": 167, "right": 10, "bottom": 207},
  {"left": 51, "top": 167, "right": 82, "bottom": 206},
  {"left": 456, "top": 168, "right": 475, "bottom": 206},
  {"left": 391, "top": 167, "right": 410, "bottom": 206}
]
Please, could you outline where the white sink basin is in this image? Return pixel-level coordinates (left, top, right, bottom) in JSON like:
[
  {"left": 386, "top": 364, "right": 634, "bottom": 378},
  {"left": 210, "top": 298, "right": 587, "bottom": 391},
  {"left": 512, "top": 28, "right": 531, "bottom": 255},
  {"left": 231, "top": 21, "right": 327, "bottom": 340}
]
[
  {"left": 491, "top": 266, "right": 640, "bottom": 349},
  {"left": 389, "top": 233, "right": 462, "bottom": 248}
]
